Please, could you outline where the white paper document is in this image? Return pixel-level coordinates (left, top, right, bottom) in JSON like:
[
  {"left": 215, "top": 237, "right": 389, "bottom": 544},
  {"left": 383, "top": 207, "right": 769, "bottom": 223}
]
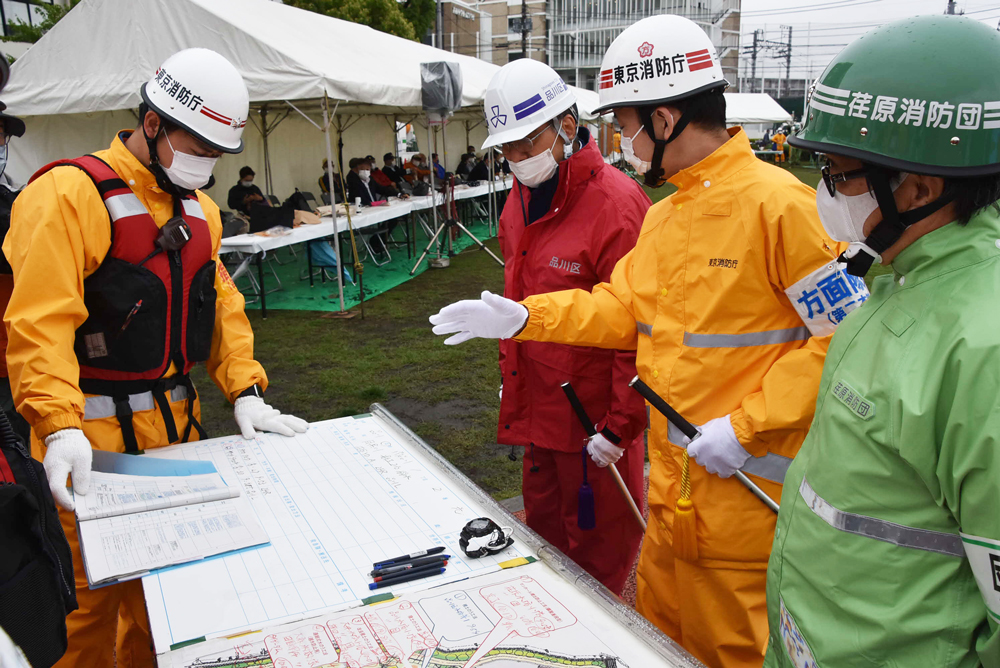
[
  {"left": 74, "top": 465, "right": 268, "bottom": 587},
  {"left": 78, "top": 495, "right": 268, "bottom": 587},
  {"left": 75, "top": 471, "right": 240, "bottom": 521}
]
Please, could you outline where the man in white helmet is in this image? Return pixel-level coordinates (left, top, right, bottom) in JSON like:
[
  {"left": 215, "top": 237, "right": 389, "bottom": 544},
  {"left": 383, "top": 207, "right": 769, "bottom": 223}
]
[
  {"left": 3, "top": 48, "right": 306, "bottom": 668},
  {"left": 432, "top": 16, "right": 865, "bottom": 668},
  {"left": 465, "top": 59, "right": 651, "bottom": 594}
]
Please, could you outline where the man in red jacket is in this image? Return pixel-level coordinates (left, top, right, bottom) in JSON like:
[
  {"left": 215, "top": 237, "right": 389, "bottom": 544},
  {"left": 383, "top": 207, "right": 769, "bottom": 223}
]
[{"left": 481, "top": 60, "right": 651, "bottom": 593}]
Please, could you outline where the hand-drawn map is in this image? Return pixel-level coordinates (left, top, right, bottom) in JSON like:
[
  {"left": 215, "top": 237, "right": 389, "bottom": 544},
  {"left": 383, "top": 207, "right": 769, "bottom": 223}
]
[{"left": 158, "top": 561, "right": 669, "bottom": 668}]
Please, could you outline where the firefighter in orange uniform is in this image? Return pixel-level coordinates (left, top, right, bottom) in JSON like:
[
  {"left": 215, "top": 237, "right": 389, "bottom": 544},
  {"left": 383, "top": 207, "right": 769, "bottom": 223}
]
[
  {"left": 431, "top": 16, "right": 868, "bottom": 668},
  {"left": 4, "top": 49, "right": 307, "bottom": 668}
]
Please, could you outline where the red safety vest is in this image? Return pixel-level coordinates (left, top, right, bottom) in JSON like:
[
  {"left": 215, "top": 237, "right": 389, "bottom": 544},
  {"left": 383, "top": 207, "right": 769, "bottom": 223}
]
[{"left": 30, "top": 155, "right": 217, "bottom": 448}]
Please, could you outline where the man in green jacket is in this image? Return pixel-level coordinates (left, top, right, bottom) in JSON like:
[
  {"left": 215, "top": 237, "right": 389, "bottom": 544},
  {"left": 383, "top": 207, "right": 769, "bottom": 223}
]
[{"left": 765, "top": 15, "right": 1000, "bottom": 668}]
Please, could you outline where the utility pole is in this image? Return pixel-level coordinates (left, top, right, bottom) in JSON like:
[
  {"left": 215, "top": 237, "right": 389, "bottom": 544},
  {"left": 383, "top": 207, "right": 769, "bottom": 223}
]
[
  {"left": 742, "top": 29, "right": 764, "bottom": 93},
  {"left": 782, "top": 25, "right": 792, "bottom": 100},
  {"left": 436, "top": 0, "right": 443, "bottom": 49},
  {"left": 520, "top": 0, "right": 528, "bottom": 59}
]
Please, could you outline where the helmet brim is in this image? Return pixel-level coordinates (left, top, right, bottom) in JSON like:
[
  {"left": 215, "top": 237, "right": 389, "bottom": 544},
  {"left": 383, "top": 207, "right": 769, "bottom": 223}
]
[
  {"left": 140, "top": 84, "right": 244, "bottom": 154},
  {"left": 788, "top": 134, "right": 1000, "bottom": 177},
  {"left": 591, "top": 80, "right": 728, "bottom": 116}
]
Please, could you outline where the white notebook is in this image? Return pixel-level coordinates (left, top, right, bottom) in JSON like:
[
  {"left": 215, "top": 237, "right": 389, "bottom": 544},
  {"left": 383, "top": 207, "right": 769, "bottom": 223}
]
[{"left": 74, "top": 467, "right": 268, "bottom": 587}]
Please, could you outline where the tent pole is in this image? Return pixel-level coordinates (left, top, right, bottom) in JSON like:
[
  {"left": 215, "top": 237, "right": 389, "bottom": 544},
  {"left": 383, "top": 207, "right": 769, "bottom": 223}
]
[
  {"left": 427, "top": 121, "right": 439, "bottom": 259},
  {"left": 323, "top": 95, "right": 346, "bottom": 313},
  {"left": 260, "top": 105, "right": 273, "bottom": 196}
]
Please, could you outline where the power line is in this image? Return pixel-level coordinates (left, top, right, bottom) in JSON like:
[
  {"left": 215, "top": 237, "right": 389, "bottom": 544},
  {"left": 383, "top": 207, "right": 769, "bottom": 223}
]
[{"left": 741, "top": 0, "right": 885, "bottom": 16}]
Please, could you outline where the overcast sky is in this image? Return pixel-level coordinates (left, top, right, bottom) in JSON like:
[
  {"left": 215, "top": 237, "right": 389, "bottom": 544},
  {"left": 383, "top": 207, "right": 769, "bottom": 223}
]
[{"left": 739, "top": 0, "right": 1000, "bottom": 82}]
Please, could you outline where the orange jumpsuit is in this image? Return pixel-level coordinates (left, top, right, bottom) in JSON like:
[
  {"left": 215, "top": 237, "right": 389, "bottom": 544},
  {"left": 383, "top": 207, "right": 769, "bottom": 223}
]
[
  {"left": 3, "top": 132, "right": 267, "bottom": 668},
  {"left": 515, "top": 129, "right": 850, "bottom": 668}
]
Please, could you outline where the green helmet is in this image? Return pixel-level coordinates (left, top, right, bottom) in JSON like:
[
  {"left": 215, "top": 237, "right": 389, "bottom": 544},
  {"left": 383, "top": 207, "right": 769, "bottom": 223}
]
[{"left": 789, "top": 15, "right": 1000, "bottom": 176}]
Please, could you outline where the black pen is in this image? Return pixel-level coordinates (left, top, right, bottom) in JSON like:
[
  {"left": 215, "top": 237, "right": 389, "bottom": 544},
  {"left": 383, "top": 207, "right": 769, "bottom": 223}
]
[
  {"left": 373, "top": 562, "right": 448, "bottom": 583},
  {"left": 370, "top": 555, "right": 450, "bottom": 577},
  {"left": 368, "top": 567, "right": 445, "bottom": 590},
  {"left": 373, "top": 546, "right": 445, "bottom": 569}
]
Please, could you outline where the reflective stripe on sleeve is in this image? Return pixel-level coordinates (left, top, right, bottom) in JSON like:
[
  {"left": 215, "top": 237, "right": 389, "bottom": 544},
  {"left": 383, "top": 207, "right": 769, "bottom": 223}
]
[
  {"left": 636, "top": 321, "right": 653, "bottom": 337},
  {"left": 665, "top": 421, "right": 792, "bottom": 484},
  {"left": 682, "top": 326, "right": 811, "bottom": 349},
  {"left": 84, "top": 385, "right": 189, "bottom": 421},
  {"left": 801, "top": 476, "right": 965, "bottom": 557}
]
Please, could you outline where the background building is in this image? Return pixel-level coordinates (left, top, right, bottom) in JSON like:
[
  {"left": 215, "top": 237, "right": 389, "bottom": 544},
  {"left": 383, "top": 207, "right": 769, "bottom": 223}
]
[
  {"left": 436, "top": 0, "right": 548, "bottom": 65},
  {"left": 548, "top": 0, "right": 741, "bottom": 90},
  {"left": 435, "top": 0, "right": 494, "bottom": 61}
]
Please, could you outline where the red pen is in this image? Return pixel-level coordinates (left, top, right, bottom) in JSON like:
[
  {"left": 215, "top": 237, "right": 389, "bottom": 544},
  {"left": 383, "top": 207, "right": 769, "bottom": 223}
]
[{"left": 119, "top": 300, "right": 143, "bottom": 335}]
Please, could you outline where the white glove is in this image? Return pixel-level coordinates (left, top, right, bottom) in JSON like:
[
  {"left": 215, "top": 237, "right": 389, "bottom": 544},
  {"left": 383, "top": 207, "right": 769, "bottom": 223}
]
[
  {"left": 43, "top": 428, "right": 93, "bottom": 511},
  {"left": 429, "top": 291, "right": 528, "bottom": 345},
  {"left": 686, "top": 415, "right": 751, "bottom": 478},
  {"left": 587, "top": 431, "right": 624, "bottom": 468},
  {"left": 234, "top": 396, "right": 309, "bottom": 440}
]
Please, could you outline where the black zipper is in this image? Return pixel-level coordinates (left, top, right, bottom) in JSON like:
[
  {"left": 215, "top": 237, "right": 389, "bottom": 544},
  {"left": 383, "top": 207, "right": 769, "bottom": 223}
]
[
  {"left": 169, "top": 249, "right": 184, "bottom": 370},
  {"left": 12, "top": 438, "right": 74, "bottom": 600}
]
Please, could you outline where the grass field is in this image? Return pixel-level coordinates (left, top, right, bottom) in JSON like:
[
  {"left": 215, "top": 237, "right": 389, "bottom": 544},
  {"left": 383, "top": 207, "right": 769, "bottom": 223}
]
[{"left": 193, "top": 161, "right": 889, "bottom": 501}]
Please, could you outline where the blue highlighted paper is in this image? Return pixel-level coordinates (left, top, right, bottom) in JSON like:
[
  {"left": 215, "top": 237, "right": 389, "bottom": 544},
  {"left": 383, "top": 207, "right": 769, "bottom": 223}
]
[{"left": 91, "top": 450, "right": 217, "bottom": 477}]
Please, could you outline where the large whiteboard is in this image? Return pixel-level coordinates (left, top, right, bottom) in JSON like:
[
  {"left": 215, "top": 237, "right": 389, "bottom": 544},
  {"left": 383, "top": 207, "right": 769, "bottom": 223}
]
[
  {"left": 142, "top": 414, "right": 535, "bottom": 654},
  {"left": 158, "top": 560, "right": 698, "bottom": 668}
]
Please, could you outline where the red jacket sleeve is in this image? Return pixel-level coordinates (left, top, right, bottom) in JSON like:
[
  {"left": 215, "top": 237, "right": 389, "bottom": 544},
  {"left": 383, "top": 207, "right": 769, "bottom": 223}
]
[{"left": 592, "top": 183, "right": 649, "bottom": 447}]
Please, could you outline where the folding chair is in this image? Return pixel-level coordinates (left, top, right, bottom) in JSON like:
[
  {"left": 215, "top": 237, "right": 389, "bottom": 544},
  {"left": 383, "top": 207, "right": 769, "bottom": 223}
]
[{"left": 301, "top": 191, "right": 319, "bottom": 212}]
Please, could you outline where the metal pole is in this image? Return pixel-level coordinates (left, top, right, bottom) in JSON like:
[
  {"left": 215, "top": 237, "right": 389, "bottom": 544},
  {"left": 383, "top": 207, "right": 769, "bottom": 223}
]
[
  {"left": 628, "top": 375, "right": 779, "bottom": 514},
  {"left": 323, "top": 96, "right": 346, "bottom": 313},
  {"left": 427, "top": 122, "right": 439, "bottom": 259},
  {"left": 521, "top": 0, "right": 528, "bottom": 57},
  {"left": 260, "top": 106, "right": 273, "bottom": 196}
]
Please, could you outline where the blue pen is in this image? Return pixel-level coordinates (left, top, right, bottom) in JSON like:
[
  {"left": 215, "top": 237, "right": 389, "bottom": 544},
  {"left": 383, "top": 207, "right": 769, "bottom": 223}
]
[{"left": 371, "top": 555, "right": 450, "bottom": 577}]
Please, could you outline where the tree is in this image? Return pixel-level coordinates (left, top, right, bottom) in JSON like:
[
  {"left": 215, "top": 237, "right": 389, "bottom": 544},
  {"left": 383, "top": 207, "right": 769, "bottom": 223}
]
[
  {"left": 401, "top": 0, "right": 436, "bottom": 41},
  {"left": 1, "top": 0, "right": 81, "bottom": 44},
  {"left": 285, "top": 0, "right": 433, "bottom": 42}
]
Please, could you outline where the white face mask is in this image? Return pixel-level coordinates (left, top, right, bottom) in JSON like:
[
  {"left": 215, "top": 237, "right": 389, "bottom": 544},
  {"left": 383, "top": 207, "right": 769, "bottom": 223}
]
[
  {"left": 508, "top": 130, "right": 559, "bottom": 188},
  {"left": 161, "top": 132, "right": 218, "bottom": 190},
  {"left": 359, "top": 169, "right": 371, "bottom": 183},
  {"left": 815, "top": 173, "right": 908, "bottom": 260},
  {"left": 240, "top": 179, "right": 253, "bottom": 187},
  {"left": 621, "top": 125, "right": 651, "bottom": 174}
]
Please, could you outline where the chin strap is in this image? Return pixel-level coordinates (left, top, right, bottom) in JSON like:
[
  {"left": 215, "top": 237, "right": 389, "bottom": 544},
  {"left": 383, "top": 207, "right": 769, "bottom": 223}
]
[
  {"left": 841, "top": 167, "right": 956, "bottom": 276},
  {"left": 142, "top": 118, "right": 196, "bottom": 200},
  {"left": 638, "top": 93, "right": 708, "bottom": 188}
]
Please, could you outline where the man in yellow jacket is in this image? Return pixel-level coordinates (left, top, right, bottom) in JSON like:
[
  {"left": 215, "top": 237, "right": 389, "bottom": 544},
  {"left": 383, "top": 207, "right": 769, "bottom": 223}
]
[
  {"left": 4, "top": 49, "right": 306, "bottom": 668},
  {"left": 431, "top": 16, "right": 868, "bottom": 668}
]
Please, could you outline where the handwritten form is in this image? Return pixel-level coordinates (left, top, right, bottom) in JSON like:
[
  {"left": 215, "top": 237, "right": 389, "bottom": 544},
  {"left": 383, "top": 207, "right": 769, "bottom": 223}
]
[
  {"left": 75, "top": 471, "right": 239, "bottom": 521},
  {"left": 142, "top": 416, "right": 534, "bottom": 654},
  {"left": 78, "top": 496, "right": 267, "bottom": 586}
]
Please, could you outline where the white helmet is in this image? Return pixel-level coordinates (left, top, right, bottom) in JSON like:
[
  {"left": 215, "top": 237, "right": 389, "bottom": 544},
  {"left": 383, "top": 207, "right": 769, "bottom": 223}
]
[
  {"left": 141, "top": 48, "right": 249, "bottom": 153},
  {"left": 593, "top": 15, "right": 727, "bottom": 115},
  {"left": 481, "top": 59, "right": 576, "bottom": 150}
]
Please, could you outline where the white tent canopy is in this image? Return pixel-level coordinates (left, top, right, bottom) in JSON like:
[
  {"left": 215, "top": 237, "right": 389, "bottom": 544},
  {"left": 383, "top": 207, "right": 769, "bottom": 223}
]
[
  {"left": 723, "top": 93, "right": 792, "bottom": 125},
  {"left": 2, "top": 0, "right": 505, "bottom": 116},
  {"left": 2, "top": 0, "right": 600, "bottom": 188}
]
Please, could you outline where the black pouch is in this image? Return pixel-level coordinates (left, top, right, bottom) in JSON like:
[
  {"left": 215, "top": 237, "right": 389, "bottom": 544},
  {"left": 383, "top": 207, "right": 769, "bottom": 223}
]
[
  {"left": 74, "top": 258, "right": 168, "bottom": 372},
  {"left": 0, "top": 415, "right": 77, "bottom": 668},
  {"left": 186, "top": 260, "right": 217, "bottom": 363}
]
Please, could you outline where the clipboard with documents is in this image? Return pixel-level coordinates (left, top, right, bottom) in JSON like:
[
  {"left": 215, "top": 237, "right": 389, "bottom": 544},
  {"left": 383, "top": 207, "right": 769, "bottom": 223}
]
[{"left": 74, "top": 451, "right": 269, "bottom": 587}]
